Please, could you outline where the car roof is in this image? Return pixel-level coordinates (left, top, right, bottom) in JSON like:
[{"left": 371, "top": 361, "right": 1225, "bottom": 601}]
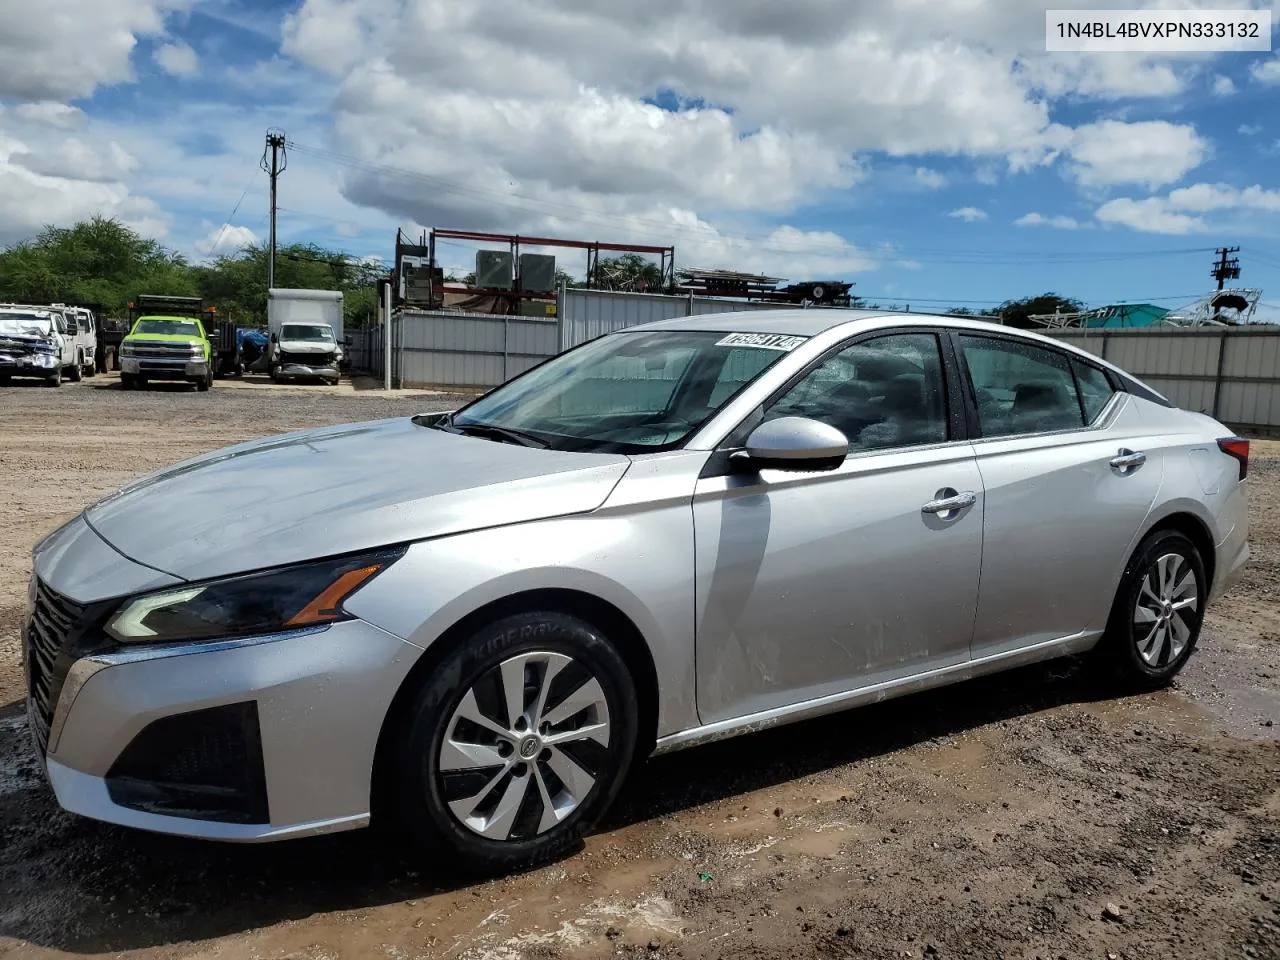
[
  {"left": 628, "top": 308, "right": 1042, "bottom": 342},
  {"left": 0, "top": 305, "right": 54, "bottom": 318}
]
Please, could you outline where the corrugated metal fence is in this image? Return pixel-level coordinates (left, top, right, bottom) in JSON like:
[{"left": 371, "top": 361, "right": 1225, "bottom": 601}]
[
  {"left": 1045, "top": 326, "right": 1280, "bottom": 433},
  {"left": 558, "top": 287, "right": 787, "bottom": 351},
  {"left": 351, "top": 289, "right": 798, "bottom": 388}
]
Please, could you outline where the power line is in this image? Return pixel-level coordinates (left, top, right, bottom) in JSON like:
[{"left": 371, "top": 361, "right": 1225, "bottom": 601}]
[{"left": 207, "top": 172, "right": 259, "bottom": 255}]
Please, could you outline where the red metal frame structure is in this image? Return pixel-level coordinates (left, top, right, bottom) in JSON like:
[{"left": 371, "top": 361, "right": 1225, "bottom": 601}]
[{"left": 426, "top": 228, "right": 675, "bottom": 299}]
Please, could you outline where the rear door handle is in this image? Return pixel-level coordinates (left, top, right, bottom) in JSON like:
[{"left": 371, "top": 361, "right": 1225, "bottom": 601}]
[
  {"left": 1110, "top": 449, "right": 1146, "bottom": 471},
  {"left": 922, "top": 491, "right": 977, "bottom": 515}
]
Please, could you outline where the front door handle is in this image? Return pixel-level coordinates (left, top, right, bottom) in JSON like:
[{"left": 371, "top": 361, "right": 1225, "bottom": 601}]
[
  {"left": 922, "top": 490, "right": 977, "bottom": 515},
  {"left": 1110, "top": 449, "right": 1147, "bottom": 471}
]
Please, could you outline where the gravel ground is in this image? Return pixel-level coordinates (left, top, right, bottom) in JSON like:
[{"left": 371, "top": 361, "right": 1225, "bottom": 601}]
[{"left": 1, "top": 374, "right": 1277, "bottom": 960}]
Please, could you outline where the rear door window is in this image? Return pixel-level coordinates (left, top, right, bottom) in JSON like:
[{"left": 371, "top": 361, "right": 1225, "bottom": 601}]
[{"left": 959, "top": 335, "right": 1085, "bottom": 437}]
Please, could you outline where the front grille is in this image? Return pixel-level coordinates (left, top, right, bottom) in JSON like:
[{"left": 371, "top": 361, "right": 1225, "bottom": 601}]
[
  {"left": 281, "top": 351, "right": 334, "bottom": 367},
  {"left": 26, "top": 581, "right": 86, "bottom": 751}
]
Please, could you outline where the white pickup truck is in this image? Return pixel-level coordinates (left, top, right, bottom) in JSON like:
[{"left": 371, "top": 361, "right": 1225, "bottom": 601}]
[
  {"left": 51, "top": 304, "right": 98, "bottom": 379},
  {"left": 0, "top": 306, "right": 80, "bottom": 386}
]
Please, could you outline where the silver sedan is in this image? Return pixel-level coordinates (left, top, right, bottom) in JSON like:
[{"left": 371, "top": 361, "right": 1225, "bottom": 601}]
[{"left": 24, "top": 312, "right": 1249, "bottom": 872}]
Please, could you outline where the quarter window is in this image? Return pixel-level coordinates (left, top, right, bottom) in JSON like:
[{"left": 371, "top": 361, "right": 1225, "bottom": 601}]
[
  {"left": 960, "top": 335, "right": 1085, "bottom": 437},
  {"left": 1072, "top": 359, "right": 1115, "bottom": 424},
  {"left": 763, "top": 333, "right": 949, "bottom": 452}
]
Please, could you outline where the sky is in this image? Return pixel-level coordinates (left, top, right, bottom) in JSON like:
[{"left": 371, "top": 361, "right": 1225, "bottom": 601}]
[{"left": 1, "top": 0, "right": 1280, "bottom": 318}]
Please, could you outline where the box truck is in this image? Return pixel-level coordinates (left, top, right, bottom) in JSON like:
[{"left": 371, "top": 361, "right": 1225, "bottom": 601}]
[{"left": 266, "top": 289, "right": 346, "bottom": 385}]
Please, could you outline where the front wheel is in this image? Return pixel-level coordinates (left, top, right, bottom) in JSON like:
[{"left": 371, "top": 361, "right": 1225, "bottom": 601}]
[
  {"left": 69, "top": 354, "right": 83, "bottom": 382},
  {"left": 46, "top": 365, "right": 62, "bottom": 387},
  {"left": 384, "top": 611, "right": 638, "bottom": 874},
  {"left": 1097, "top": 529, "right": 1206, "bottom": 689},
  {"left": 195, "top": 369, "right": 212, "bottom": 392}
]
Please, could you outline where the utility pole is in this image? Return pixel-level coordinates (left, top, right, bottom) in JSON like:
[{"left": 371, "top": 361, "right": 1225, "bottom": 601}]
[
  {"left": 261, "top": 130, "right": 287, "bottom": 290},
  {"left": 1211, "top": 246, "right": 1240, "bottom": 290}
]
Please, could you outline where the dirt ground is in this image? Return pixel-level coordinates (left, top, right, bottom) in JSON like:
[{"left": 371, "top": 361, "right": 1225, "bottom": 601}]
[{"left": 1, "top": 373, "right": 1277, "bottom": 960}]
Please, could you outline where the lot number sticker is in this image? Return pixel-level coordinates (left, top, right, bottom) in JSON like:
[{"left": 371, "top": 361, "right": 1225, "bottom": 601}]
[{"left": 715, "top": 333, "right": 808, "bottom": 351}]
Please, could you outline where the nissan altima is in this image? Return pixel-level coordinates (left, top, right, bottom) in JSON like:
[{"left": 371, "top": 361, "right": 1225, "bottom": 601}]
[{"left": 23, "top": 311, "right": 1249, "bottom": 871}]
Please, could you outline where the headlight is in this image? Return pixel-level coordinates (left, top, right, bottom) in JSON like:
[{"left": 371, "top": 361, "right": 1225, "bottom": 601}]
[
  {"left": 105, "top": 547, "right": 406, "bottom": 644},
  {"left": 120, "top": 343, "right": 136, "bottom": 357},
  {"left": 35, "top": 340, "right": 58, "bottom": 354}
]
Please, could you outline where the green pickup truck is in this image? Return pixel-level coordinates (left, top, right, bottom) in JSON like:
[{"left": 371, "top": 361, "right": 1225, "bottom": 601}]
[{"left": 119, "top": 314, "right": 214, "bottom": 391}]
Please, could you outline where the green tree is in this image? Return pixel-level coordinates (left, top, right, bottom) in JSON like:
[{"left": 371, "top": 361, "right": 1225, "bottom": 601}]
[
  {"left": 0, "top": 216, "right": 196, "bottom": 312},
  {"left": 594, "top": 253, "right": 663, "bottom": 291},
  {"left": 998, "top": 293, "right": 1084, "bottom": 328}
]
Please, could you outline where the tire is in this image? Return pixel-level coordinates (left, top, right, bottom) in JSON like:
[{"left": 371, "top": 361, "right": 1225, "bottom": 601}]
[
  {"left": 120, "top": 373, "right": 136, "bottom": 390},
  {"left": 46, "top": 365, "right": 62, "bottom": 387},
  {"left": 196, "top": 370, "right": 212, "bottom": 392},
  {"left": 1096, "top": 529, "right": 1206, "bottom": 690},
  {"left": 384, "top": 611, "right": 638, "bottom": 874},
  {"left": 69, "top": 353, "right": 83, "bottom": 382},
  {"left": 85, "top": 360, "right": 96, "bottom": 378}
]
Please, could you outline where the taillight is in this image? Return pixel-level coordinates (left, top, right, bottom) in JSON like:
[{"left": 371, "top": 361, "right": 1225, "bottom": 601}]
[{"left": 1217, "top": 437, "right": 1249, "bottom": 481}]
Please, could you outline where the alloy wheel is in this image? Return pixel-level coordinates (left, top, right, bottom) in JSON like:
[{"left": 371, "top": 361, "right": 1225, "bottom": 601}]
[
  {"left": 438, "top": 651, "right": 612, "bottom": 842},
  {"left": 1133, "top": 552, "right": 1198, "bottom": 668}
]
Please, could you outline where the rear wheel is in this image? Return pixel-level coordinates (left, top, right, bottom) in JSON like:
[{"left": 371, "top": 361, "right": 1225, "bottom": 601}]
[
  {"left": 1097, "top": 529, "right": 1206, "bottom": 689},
  {"left": 385, "top": 611, "right": 638, "bottom": 874}
]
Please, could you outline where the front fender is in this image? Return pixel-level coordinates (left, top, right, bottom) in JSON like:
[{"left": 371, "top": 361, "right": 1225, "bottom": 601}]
[{"left": 343, "top": 507, "right": 699, "bottom": 738}]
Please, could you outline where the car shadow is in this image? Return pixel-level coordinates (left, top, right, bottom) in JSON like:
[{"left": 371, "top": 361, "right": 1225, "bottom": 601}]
[
  {"left": 0, "top": 656, "right": 1120, "bottom": 954},
  {"left": 0, "top": 377, "right": 63, "bottom": 388}
]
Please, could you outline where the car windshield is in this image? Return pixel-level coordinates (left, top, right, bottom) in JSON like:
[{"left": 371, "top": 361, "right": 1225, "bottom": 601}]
[
  {"left": 443, "top": 329, "right": 806, "bottom": 453},
  {"left": 282, "top": 324, "right": 334, "bottom": 341},
  {"left": 0, "top": 314, "right": 53, "bottom": 337},
  {"left": 134, "top": 318, "right": 200, "bottom": 336}
]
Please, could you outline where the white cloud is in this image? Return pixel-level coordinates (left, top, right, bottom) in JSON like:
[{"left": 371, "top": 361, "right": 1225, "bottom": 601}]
[
  {"left": 1095, "top": 198, "right": 1203, "bottom": 235},
  {"left": 1211, "top": 74, "right": 1236, "bottom": 96},
  {"left": 1014, "top": 212, "right": 1080, "bottom": 229},
  {"left": 1065, "top": 120, "right": 1208, "bottom": 189},
  {"left": 1239, "top": 124, "right": 1262, "bottom": 136},
  {"left": 1094, "top": 182, "right": 1280, "bottom": 234},
  {"left": 1164, "top": 183, "right": 1280, "bottom": 214},
  {"left": 272, "top": 0, "right": 1235, "bottom": 259},
  {"left": 915, "top": 167, "right": 946, "bottom": 189},
  {"left": 154, "top": 41, "right": 199, "bottom": 77},
  {"left": 1251, "top": 57, "right": 1280, "bottom": 85},
  {"left": 948, "top": 206, "right": 987, "bottom": 222},
  {"left": 9, "top": 138, "right": 138, "bottom": 182},
  {"left": 195, "top": 223, "right": 259, "bottom": 256},
  {"left": 11, "top": 102, "right": 87, "bottom": 129},
  {"left": 0, "top": 134, "right": 168, "bottom": 245},
  {"left": 0, "top": 0, "right": 190, "bottom": 101}
]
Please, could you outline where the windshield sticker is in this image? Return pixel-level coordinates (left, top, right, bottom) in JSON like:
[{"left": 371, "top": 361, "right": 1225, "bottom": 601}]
[{"left": 715, "top": 333, "right": 808, "bottom": 352}]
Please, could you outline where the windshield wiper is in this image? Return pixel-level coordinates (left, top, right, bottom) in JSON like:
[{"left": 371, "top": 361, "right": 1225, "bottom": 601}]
[
  {"left": 413, "top": 412, "right": 548, "bottom": 448},
  {"left": 454, "top": 421, "right": 549, "bottom": 448}
]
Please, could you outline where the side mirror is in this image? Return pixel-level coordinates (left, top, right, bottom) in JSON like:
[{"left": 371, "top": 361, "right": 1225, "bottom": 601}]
[
  {"left": 270, "top": 333, "right": 278, "bottom": 343},
  {"left": 737, "top": 416, "right": 849, "bottom": 473}
]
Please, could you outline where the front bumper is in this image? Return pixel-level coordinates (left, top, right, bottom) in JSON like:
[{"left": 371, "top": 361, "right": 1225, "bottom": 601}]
[
  {"left": 1, "top": 353, "right": 59, "bottom": 374},
  {"left": 32, "top": 619, "right": 421, "bottom": 841},
  {"left": 120, "top": 358, "right": 208, "bottom": 379},
  {"left": 278, "top": 361, "right": 339, "bottom": 380}
]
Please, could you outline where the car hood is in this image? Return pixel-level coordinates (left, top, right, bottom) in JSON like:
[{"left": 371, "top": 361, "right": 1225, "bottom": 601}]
[
  {"left": 278, "top": 339, "right": 336, "bottom": 353},
  {"left": 85, "top": 417, "right": 631, "bottom": 582}
]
